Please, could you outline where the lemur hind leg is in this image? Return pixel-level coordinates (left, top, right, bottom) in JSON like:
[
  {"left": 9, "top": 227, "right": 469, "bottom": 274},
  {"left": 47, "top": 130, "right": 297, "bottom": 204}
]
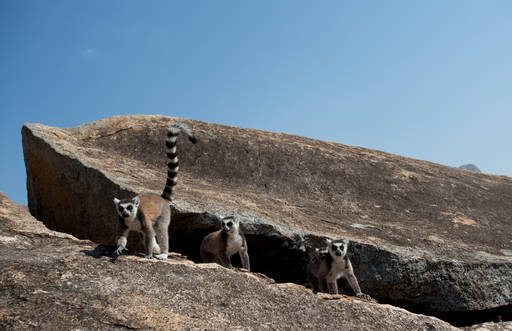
[
  {"left": 153, "top": 219, "right": 169, "bottom": 260},
  {"left": 239, "top": 247, "right": 250, "bottom": 271}
]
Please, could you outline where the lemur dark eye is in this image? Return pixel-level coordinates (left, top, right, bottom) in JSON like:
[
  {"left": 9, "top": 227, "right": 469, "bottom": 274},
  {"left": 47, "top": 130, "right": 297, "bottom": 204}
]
[
  {"left": 118, "top": 206, "right": 124, "bottom": 212},
  {"left": 332, "top": 244, "right": 337, "bottom": 250},
  {"left": 127, "top": 205, "right": 133, "bottom": 211},
  {"left": 227, "top": 221, "right": 233, "bottom": 227}
]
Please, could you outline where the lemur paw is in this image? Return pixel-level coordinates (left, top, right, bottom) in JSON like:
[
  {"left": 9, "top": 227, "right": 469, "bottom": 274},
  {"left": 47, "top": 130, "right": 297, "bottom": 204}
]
[
  {"left": 115, "top": 247, "right": 127, "bottom": 255},
  {"left": 144, "top": 254, "right": 154, "bottom": 259},
  {"left": 154, "top": 253, "right": 168, "bottom": 260},
  {"left": 357, "top": 293, "right": 371, "bottom": 301}
]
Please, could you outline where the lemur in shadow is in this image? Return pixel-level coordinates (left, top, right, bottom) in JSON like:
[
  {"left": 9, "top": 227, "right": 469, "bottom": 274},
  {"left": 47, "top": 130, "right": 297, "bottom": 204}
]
[
  {"left": 307, "top": 238, "right": 370, "bottom": 300},
  {"left": 200, "top": 215, "right": 250, "bottom": 271}
]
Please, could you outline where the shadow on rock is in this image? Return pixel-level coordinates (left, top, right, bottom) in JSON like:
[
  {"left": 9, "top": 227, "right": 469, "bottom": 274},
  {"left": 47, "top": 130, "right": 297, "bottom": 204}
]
[{"left": 81, "top": 244, "right": 118, "bottom": 262}]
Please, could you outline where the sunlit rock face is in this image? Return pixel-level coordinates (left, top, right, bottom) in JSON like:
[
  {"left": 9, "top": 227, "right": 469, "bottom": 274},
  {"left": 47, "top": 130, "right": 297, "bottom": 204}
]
[{"left": 0, "top": 191, "right": 459, "bottom": 330}]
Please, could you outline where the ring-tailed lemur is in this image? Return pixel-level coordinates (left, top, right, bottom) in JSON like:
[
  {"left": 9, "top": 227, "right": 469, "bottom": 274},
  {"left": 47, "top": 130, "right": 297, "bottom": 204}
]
[
  {"left": 307, "top": 238, "right": 370, "bottom": 300},
  {"left": 200, "top": 215, "right": 250, "bottom": 271},
  {"left": 113, "top": 122, "right": 197, "bottom": 260}
]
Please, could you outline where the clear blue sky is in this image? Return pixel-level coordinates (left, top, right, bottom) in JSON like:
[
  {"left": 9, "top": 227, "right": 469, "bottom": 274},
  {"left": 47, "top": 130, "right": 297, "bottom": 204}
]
[{"left": 1, "top": 1, "right": 511, "bottom": 205}]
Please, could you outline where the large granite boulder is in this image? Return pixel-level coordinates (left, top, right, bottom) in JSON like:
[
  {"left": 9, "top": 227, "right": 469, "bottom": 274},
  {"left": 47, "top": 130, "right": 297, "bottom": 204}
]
[
  {"left": 21, "top": 115, "right": 512, "bottom": 325},
  {"left": 0, "top": 191, "right": 458, "bottom": 330}
]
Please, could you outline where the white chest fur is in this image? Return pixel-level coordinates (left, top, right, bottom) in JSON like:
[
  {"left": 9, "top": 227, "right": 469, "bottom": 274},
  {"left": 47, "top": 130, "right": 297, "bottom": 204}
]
[
  {"left": 226, "top": 233, "right": 243, "bottom": 256},
  {"left": 327, "top": 259, "right": 346, "bottom": 281},
  {"left": 124, "top": 217, "right": 141, "bottom": 232}
]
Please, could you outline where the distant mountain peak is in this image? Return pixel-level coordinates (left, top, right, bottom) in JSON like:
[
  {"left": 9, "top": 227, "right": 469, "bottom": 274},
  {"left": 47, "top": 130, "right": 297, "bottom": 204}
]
[{"left": 459, "top": 164, "right": 481, "bottom": 172}]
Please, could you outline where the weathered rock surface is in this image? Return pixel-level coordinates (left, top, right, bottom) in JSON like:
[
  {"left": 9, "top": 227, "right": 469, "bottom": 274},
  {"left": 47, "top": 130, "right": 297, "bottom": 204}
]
[
  {"left": 0, "top": 191, "right": 457, "bottom": 330},
  {"left": 22, "top": 115, "right": 512, "bottom": 323},
  {"left": 465, "top": 321, "right": 512, "bottom": 331}
]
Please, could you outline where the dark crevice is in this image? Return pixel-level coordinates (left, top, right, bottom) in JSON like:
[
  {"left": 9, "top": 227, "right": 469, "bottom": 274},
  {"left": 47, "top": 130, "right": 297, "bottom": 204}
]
[
  {"left": 168, "top": 212, "right": 310, "bottom": 284},
  {"left": 379, "top": 298, "right": 512, "bottom": 327},
  {"left": 168, "top": 210, "right": 512, "bottom": 328}
]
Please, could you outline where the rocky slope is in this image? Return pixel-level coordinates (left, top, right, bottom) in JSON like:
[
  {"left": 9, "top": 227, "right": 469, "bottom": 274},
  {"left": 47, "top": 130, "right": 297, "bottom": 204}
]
[
  {"left": 0, "top": 191, "right": 458, "bottom": 330},
  {"left": 21, "top": 115, "right": 512, "bottom": 325}
]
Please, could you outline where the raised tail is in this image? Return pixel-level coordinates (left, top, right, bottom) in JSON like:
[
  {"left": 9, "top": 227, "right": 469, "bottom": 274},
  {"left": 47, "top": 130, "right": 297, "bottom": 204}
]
[{"left": 161, "top": 122, "right": 197, "bottom": 201}]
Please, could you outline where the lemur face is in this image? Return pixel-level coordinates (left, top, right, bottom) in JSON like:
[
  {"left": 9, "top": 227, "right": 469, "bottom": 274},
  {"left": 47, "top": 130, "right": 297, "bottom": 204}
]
[
  {"left": 326, "top": 239, "right": 349, "bottom": 258},
  {"left": 315, "top": 247, "right": 329, "bottom": 258},
  {"left": 221, "top": 216, "right": 239, "bottom": 233},
  {"left": 113, "top": 196, "right": 140, "bottom": 219}
]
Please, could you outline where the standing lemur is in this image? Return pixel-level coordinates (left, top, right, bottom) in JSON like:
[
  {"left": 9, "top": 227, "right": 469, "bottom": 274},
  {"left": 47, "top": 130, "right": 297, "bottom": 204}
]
[
  {"left": 307, "top": 238, "right": 370, "bottom": 300},
  {"left": 113, "top": 122, "right": 197, "bottom": 260},
  {"left": 200, "top": 215, "right": 250, "bottom": 271}
]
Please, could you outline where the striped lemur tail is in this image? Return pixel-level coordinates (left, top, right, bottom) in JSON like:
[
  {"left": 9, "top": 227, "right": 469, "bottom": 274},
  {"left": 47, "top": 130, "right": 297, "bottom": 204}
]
[{"left": 161, "top": 122, "right": 197, "bottom": 201}]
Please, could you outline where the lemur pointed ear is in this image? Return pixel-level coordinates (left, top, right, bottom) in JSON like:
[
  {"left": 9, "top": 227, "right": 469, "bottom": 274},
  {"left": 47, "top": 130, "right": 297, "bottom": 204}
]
[
  {"left": 133, "top": 196, "right": 140, "bottom": 207},
  {"left": 113, "top": 198, "right": 120, "bottom": 205},
  {"left": 343, "top": 239, "right": 350, "bottom": 245},
  {"left": 325, "top": 238, "right": 332, "bottom": 245},
  {"left": 233, "top": 214, "right": 241, "bottom": 223}
]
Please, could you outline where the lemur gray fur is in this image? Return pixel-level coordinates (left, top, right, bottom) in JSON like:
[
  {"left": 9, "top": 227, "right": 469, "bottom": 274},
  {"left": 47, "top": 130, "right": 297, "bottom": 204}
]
[
  {"left": 200, "top": 215, "right": 250, "bottom": 271},
  {"left": 307, "top": 238, "right": 370, "bottom": 300},
  {"left": 113, "top": 122, "right": 197, "bottom": 260}
]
